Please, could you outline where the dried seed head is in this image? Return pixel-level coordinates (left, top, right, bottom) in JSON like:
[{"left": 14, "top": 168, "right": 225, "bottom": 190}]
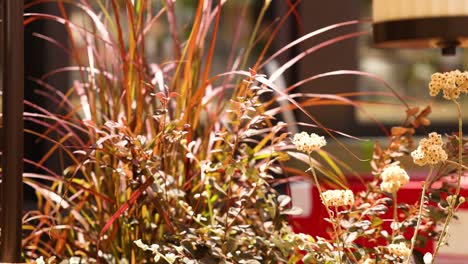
[
  {"left": 411, "top": 132, "right": 447, "bottom": 166},
  {"left": 380, "top": 164, "right": 409, "bottom": 193},
  {"left": 292, "top": 132, "right": 326, "bottom": 154},
  {"left": 429, "top": 70, "right": 468, "bottom": 100},
  {"left": 388, "top": 242, "right": 411, "bottom": 258},
  {"left": 321, "top": 189, "right": 354, "bottom": 207}
]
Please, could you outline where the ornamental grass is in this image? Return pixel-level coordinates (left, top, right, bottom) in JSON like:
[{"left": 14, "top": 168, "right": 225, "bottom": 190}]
[{"left": 21, "top": 1, "right": 467, "bottom": 263}]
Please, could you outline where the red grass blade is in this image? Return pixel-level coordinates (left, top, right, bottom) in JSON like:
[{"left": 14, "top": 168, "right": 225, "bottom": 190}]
[{"left": 97, "top": 176, "right": 155, "bottom": 251}]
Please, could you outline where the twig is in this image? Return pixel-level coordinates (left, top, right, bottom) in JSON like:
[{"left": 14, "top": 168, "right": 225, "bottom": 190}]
[
  {"left": 432, "top": 100, "right": 463, "bottom": 263},
  {"left": 308, "top": 154, "right": 343, "bottom": 264}
]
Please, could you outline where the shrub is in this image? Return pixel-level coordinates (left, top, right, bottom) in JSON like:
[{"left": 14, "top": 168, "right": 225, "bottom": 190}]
[{"left": 23, "top": 1, "right": 465, "bottom": 264}]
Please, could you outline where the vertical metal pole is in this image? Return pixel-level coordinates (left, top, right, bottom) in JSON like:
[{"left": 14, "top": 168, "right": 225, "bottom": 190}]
[{"left": 0, "top": 0, "right": 24, "bottom": 262}]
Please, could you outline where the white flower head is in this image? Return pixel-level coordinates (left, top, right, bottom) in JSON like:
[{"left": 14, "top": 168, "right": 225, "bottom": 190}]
[
  {"left": 322, "top": 189, "right": 354, "bottom": 207},
  {"left": 380, "top": 181, "right": 399, "bottom": 194},
  {"left": 35, "top": 256, "right": 45, "bottom": 264},
  {"left": 293, "top": 132, "right": 326, "bottom": 154},
  {"left": 380, "top": 164, "right": 410, "bottom": 193},
  {"left": 411, "top": 132, "right": 447, "bottom": 166},
  {"left": 388, "top": 242, "right": 411, "bottom": 258},
  {"left": 423, "top": 252, "right": 433, "bottom": 264}
]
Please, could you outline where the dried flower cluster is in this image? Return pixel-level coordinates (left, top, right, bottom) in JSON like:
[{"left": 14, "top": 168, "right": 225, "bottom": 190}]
[
  {"left": 321, "top": 189, "right": 354, "bottom": 207},
  {"left": 388, "top": 242, "right": 411, "bottom": 258},
  {"left": 429, "top": 70, "right": 468, "bottom": 100},
  {"left": 379, "top": 164, "right": 410, "bottom": 193},
  {"left": 292, "top": 132, "right": 326, "bottom": 154},
  {"left": 411, "top": 132, "right": 448, "bottom": 166}
]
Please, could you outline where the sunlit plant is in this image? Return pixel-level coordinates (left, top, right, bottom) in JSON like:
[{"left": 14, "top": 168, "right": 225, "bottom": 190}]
[
  {"left": 22, "top": 0, "right": 467, "bottom": 264},
  {"left": 23, "top": 0, "right": 359, "bottom": 262}
]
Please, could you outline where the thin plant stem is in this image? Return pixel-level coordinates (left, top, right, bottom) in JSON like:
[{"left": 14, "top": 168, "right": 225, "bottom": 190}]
[
  {"left": 334, "top": 208, "right": 359, "bottom": 264},
  {"left": 432, "top": 100, "right": 463, "bottom": 263},
  {"left": 432, "top": 194, "right": 455, "bottom": 264},
  {"left": 239, "top": 0, "right": 271, "bottom": 71},
  {"left": 453, "top": 100, "right": 464, "bottom": 198},
  {"left": 205, "top": 184, "right": 215, "bottom": 226},
  {"left": 391, "top": 192, "right": 398, "bottom": 241},
  {"left": 308, "top": 154, "right": 343, "bottom": 264},
  {"left": 333, "top": 206, "right": 346, "bottom": 261},
  {"left": 406, "top": 167, "right": 431, "bottom": 264},
  {"left": 446, "top": 159, "right": 468, "bottom": 170}
]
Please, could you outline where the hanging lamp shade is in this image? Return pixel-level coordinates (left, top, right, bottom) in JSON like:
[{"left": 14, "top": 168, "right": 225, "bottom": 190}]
[{"left": 372, "top": 0, "right": 468, "bottom": 55}]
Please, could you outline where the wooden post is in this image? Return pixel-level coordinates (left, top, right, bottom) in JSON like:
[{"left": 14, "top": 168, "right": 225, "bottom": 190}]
[{"left": 0, "top": 0, "right": 24, "bottom": 262}]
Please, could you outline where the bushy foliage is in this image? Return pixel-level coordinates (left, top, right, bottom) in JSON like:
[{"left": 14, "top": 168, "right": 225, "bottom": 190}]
[{"left": 23, "top": 1, "right": 466, "bottom": 264}]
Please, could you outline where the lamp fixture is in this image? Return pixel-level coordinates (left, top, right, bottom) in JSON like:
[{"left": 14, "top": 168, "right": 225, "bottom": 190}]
[{"left": 372, "top": 0, "right": 468, "bottom": 55}]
